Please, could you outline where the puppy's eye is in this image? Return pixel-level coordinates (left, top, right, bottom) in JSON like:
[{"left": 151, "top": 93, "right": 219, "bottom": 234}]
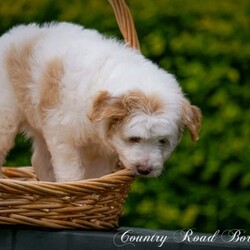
[
  {"left": 128, "top": 137, "right": 141, "bottom": 143},
  {"left": 159, "top": 138, "right": 169, "bottom": 145}
]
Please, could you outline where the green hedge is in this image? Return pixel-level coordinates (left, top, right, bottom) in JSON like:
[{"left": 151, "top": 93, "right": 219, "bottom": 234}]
[{"left": 2, "top": 0, "right": 250, "bottom": 233}]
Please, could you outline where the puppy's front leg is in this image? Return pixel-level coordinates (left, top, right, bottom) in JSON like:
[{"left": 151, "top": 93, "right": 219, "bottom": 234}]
[
  {"left": 45, "top": 137, "right": 85, "bottom": 182},
  {"left": 32, "top": 133, "right": 55, "bottom": 182}
]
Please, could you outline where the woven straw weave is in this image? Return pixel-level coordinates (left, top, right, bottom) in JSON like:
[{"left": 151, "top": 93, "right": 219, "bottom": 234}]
[
  {"left": 0, "top": 167, "right": 134, "bottom": 229},
  {"left": 0, "top": 0, "right": 139, "bottom": 229}
]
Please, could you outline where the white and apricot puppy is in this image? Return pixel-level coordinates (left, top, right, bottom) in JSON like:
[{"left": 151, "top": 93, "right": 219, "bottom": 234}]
[{"left": 0, "top": 22, "right": 201, "bottom": 182}]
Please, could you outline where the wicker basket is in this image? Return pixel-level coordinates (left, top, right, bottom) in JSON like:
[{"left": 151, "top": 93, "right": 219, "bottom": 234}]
[
  {"left": 0, "top": 0, "right": 139, "bottom": 229},
  {"left": 0, "top": 167, "right": 134, "bottom": 229}
]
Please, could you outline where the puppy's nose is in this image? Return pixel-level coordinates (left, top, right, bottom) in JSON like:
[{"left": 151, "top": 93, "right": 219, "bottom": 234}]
[{"left": 136, "top": 165, "right": 152, "bottom": 175}]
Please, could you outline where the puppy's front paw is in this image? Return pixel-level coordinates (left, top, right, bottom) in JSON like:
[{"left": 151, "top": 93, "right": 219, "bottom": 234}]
[{"left": 114, "top": 160, "right": 125, "bottom": 172}]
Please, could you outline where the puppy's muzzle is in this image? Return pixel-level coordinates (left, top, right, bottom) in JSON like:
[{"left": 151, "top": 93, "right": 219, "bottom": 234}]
[{"left": 136, "top": 164, "right": 152, "bottom": 176}]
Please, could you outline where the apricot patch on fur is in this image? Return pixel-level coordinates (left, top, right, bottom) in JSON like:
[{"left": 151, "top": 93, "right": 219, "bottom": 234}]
[
  {"left": 6, "top": 39, "right": 37, "bottom": 126},
  {"left": 39, "top": 57, "right": 64, "bottom": 117},
  {"left": 123, "top": 90, "right": 164, "bottom": 115}
]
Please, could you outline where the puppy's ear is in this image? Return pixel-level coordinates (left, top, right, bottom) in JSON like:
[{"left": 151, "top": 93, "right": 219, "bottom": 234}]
[
  {"left": 181, "top": 99, "right": 202, "bottom": 141},
  {"left": 88, "top": 91, "right": 127, "bottom": 122}
]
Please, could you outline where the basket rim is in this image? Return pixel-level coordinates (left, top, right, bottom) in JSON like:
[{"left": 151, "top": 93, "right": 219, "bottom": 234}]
[{"left": 1, "top": 166, "right": 135, "bottom": 185}]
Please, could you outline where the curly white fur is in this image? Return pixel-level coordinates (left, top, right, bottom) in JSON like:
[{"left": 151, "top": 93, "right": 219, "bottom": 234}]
[{"left": 0, "top": 22, "right": 201, "bottom": 182}]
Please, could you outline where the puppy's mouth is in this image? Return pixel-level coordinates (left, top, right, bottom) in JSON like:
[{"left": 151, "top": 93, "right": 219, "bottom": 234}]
[{"left": 116, "top": 160, "right": 162, "bottom": 177}]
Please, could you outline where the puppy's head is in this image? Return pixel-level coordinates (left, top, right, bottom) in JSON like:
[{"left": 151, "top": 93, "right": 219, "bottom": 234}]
[{"left": 88, "top": 90, "right": 201, "bottom": 177}]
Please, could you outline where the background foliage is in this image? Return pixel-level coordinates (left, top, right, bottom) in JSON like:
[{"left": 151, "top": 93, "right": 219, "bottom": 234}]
[{"left": 1, "top": 0, "right": 249, "bottom": 233}]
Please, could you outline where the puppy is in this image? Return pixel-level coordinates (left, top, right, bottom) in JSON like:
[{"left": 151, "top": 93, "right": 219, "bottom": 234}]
[{"left": 0, "top": 22, "right": 201, "bottom": 182}]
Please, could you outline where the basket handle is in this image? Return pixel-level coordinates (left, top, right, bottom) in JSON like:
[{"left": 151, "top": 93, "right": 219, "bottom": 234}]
[{"left": 108, "top": 0, "right": 140, "bottom": 51}]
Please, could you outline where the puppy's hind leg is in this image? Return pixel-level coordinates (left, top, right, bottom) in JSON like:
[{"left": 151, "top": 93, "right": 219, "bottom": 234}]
[
  {"left": 0, "top": 108, "right": 20, "bottom": 178},
  {"left": 32, "top": 132, "right": 55, "bottom": 182}
]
